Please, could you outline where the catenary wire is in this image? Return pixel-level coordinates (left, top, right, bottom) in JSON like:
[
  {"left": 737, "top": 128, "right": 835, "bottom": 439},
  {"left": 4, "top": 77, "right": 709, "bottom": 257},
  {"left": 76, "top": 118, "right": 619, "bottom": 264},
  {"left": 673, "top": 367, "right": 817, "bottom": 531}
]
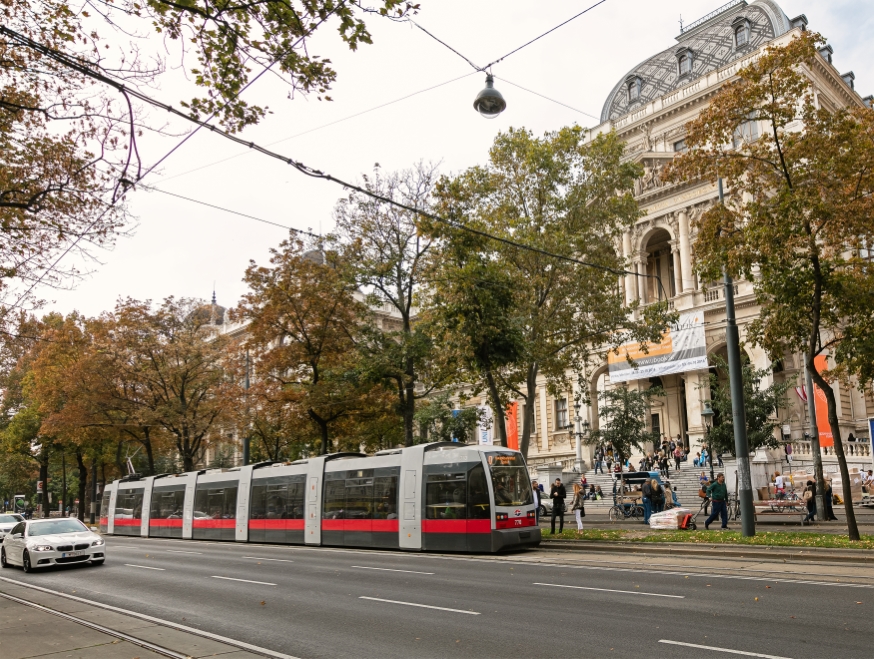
[
  {"left": 0, "top": 3, "right": 345, "bottom": 308},
  {"left": 158, "top": 70, "right": 478, "bottom": 183},
  {"left": 496, "top": 76, "right": 600, "bottom": 121},
  {"left": 0, "top": 24, "right": 671, "bottom": 304},
  {"left": 408, "top": 0, "right": 608, "bottom": 72},
  {"left": 142, "top": 185, "right": 319, "bottom": 238}
]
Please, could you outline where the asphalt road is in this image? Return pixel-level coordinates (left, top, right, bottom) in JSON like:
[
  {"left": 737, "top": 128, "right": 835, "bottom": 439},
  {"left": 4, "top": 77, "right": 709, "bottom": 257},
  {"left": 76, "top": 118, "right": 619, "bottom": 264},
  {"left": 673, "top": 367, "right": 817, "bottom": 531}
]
[{"left": 2, "top": 537, "right": 872, "bottom": 659}]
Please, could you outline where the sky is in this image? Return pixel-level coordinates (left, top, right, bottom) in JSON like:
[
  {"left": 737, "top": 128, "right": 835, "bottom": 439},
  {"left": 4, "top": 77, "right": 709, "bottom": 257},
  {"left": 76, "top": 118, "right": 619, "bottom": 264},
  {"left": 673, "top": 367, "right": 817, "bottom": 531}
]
[{"left": 38, "top": 0, "right": 874, "bottom": 318}]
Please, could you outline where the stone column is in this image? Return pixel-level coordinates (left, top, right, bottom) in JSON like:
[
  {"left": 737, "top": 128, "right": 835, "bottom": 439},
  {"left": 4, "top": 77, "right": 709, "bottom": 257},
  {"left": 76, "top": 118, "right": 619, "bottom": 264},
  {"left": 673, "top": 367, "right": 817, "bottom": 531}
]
[
  {"left": 539, "top": 384, "right": 549, "bottom": 454},
  {"left": 684, "top": 370, "right": 710, "bottom": 453},
  {"left": 636, "top": 257, "right": 647, "bottom": 304},
  {"left": 622, "top": 231, "right": 636, "bottom": 305},
  {"left": 678, "top": 209, "right": 694, "bottom": 292},
  {"left": 669, "top": 239, "right": 682, "bottom": 298}
]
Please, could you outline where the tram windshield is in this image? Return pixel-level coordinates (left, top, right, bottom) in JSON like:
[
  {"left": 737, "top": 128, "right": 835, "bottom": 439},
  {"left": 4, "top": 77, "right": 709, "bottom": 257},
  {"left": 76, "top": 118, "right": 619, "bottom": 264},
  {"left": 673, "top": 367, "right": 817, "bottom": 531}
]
[{"left": 486, "top": 452, "right": 533, "bottom": 506}]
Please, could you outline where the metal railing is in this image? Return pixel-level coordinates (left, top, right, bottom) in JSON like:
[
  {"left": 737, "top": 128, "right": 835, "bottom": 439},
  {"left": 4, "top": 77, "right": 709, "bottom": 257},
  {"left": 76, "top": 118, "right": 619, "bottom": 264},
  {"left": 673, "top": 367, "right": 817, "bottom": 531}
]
[{"left": 680, "top": 0, "right": 746, "bottom": 34}]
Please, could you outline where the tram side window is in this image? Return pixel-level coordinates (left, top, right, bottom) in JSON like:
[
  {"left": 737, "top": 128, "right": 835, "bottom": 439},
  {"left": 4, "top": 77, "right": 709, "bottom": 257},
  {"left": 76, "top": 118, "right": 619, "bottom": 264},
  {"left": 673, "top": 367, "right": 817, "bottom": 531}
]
[
  {"left": 345, "top": 478, "right": 373, "bottom": 519},
  {"left": 115, "top": 489, "right": 144, "bottom": 519},
  {"left": 373, "top": 476, "right": 398, "bottom": 519},
  {"left": 323, "top": 477, "right": 347, "bottom": 519},
  {"left": 151, "top": 490, "right": 185, "bottom": 519},
  {"left": 425, "top": 473, "right": 467, "bottom": 520},
  {"left": 467, "top": 464, "right": 491, "bottom": 519},
  {"left": 100, "top": 491, "right": 111, "bottom": 518},
  {"left": 250, "top": 478, "right": 305, "bottom": 519},
  {"left": 194, "top": 486, "right": 237, "bottom": 519}
]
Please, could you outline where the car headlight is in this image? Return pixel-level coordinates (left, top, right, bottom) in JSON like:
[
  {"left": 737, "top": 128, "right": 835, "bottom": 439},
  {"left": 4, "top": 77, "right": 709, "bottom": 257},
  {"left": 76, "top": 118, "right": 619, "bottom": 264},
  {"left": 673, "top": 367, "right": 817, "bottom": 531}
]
[
  {"left": 91, "top": 538, "right": 105, "bottom": 546},
  {"left": 33, "top": 545, "right": 53, "bottom": 552}
]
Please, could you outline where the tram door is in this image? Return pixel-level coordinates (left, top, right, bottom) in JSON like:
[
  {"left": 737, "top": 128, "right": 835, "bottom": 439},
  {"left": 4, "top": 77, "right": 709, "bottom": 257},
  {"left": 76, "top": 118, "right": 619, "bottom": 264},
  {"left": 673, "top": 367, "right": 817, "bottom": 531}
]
[{"left": 399, "top": 445, "right": 426, "bottom": 549}]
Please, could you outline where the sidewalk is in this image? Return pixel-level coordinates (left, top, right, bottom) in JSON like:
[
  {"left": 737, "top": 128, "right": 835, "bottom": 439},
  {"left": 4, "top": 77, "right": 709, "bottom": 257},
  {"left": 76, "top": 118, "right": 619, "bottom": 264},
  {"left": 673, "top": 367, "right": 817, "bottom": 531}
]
[{"left": 0, "top": 580, "right": 274, "bottom": 659}]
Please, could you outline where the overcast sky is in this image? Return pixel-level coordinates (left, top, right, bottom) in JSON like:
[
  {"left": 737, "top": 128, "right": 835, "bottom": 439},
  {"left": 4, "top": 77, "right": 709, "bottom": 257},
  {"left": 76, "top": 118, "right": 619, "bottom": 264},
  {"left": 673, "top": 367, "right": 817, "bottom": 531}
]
[{"left": 38, "top": 0, "right": 874, "bottom": 318}]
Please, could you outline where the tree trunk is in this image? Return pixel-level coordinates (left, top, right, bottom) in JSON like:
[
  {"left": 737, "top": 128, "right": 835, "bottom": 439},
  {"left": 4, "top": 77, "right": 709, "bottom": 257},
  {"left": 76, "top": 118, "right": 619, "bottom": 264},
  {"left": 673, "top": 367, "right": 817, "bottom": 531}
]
[
  {"left": 38, "top": 446, "right": 49, "bottom": 518},
  {"left": 142, "top": 427, "right": 155, "bottom": 475},
  {"left": 403, "top": 360, "right": 416, "bottom": 447},
  {"left": 484, "top": 370, "right": 507, "bottom": 447},
  {"left": 61, "top": 452, "right": 67, "bottom": 517},
  {"left": 309, "top": 409, "right": 330, "bottom": 455},
  {"left": 519, "top": 364, "right": 539, "bottom": 460},
  {"left": 75, "top": 449, "right": 87, "bottom": 522},
  {"left": 808, "top": 363, "right": 860, "bottom": 540}
]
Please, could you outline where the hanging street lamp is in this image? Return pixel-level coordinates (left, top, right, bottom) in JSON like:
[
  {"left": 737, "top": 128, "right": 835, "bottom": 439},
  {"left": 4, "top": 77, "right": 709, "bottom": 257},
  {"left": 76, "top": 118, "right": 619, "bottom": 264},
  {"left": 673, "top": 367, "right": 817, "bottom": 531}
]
[{"left": 473, "top": 73, "right": 506, "bottom": 118}]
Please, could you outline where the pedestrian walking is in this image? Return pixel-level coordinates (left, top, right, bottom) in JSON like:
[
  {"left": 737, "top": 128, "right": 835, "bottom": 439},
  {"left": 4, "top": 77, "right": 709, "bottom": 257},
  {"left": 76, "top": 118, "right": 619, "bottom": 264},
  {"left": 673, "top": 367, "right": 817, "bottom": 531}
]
[
  {"left": 803, "top": 480, "right": 816, "bottom": 523},
  {"left": 716, "top": 452, "right": 723, "bottom": 468},
  {"left": 641, "top": 478, "right": 653, "bottom": 523},
  {"left": 550, "top": 478, "right": 566, "bottom": 534},
  {"left": 651, "top": 479, "right": 666, "bottom": 514},
  {"left": 571, "top": 483, "right": 585, "bottom": 531},
  {"left": 532, "top": 480, "right": 540, "bottom": 523},
  {"left": 704, "top": 473, "right": 729, "bottom": 530},
  {"left": 674, "top": 446, "right": 683, "bottom": 471}
]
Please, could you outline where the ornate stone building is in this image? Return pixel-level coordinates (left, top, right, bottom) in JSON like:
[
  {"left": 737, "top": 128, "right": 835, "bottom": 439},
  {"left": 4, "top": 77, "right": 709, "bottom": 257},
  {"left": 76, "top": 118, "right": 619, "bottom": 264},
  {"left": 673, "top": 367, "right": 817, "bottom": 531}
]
[{"left": 522, "top": 0, "right": 873, "bottom": 480}]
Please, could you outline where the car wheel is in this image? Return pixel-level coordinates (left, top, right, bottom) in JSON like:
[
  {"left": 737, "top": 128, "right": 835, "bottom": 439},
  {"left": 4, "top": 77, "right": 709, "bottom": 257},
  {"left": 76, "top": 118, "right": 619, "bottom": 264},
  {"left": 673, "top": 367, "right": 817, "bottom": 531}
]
[
  {"left": 0, "top": 548, "right": 10, "bottom": 568},
  {"left": 539, "top": 505, "right": 547, "bottom": 517},
  {"left": 91, "top": 559, "right": 105, "bottom": 566},
  {"left": 22, "top": 550, "right": 32, "bottom": 573}
]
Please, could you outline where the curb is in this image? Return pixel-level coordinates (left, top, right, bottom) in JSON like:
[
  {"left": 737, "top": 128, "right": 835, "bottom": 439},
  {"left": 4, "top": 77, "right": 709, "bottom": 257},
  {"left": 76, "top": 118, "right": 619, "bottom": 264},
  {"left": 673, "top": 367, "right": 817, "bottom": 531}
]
[{"left": 538, "top": 540, "right": 874, "bottom": 564}]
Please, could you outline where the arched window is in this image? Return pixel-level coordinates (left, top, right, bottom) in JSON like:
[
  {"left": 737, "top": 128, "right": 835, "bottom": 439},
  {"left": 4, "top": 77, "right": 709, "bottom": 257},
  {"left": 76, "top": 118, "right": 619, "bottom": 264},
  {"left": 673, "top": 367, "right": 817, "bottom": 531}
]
[
  {"left": 627, "top": 77, "right": 641, "bottom": 103},
  {"left": 675, "top": 47, "right": 694, "bottom": 77},
  {"left": 732, "top": 17, "right": 751, "bottom": 49},
  {"left": 679, "top": 54, "right": 692, "bottom": 75}
]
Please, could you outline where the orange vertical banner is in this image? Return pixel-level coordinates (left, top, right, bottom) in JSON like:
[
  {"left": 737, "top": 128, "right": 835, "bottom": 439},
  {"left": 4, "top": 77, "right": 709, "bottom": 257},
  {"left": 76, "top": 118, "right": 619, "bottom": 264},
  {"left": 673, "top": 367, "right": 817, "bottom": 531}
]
[
  {"left": 506, "top": 402, "right": 519, "bottom": 450},
  {"left": 813, "top": 355, "right": 834, "bottom": 448}
]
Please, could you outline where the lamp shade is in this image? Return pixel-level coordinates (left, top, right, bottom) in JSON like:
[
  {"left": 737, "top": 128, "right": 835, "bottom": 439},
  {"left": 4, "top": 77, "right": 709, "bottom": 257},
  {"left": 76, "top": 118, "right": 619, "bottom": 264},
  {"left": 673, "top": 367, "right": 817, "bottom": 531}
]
[{"left": 473, "top": 74, "right": 506, "bottom": 118}]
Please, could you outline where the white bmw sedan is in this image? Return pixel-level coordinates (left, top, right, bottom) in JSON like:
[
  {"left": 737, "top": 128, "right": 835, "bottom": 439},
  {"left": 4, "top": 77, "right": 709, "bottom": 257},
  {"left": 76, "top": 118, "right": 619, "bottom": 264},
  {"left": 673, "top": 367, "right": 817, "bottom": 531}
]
[
  {"left": 1, "top": 518, "right": 106, "bottom": 572},
  {"left": 0, "top": 513, "right": 24, "bottom": 539}
]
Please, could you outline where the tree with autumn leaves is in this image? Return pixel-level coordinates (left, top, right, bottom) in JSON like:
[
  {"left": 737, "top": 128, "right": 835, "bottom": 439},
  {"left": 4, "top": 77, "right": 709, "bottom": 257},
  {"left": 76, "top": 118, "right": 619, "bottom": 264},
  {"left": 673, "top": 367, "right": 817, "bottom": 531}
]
[{"left": 667, "top": 32, "right": 874, "bottom": 541}]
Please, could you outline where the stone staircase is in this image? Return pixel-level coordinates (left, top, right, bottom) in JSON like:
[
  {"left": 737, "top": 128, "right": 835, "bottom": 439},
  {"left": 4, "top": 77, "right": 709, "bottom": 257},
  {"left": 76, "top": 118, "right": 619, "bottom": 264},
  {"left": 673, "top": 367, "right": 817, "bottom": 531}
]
[{"left": 559, "top": 457, "right": 737, "bottom": 512}]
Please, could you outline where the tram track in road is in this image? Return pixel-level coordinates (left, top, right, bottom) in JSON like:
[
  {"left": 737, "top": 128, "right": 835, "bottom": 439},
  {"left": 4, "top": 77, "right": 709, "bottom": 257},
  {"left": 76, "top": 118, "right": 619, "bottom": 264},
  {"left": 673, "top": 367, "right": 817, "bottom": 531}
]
[{"left": 3, "top": 537, "right": 870, "bottom": 658}]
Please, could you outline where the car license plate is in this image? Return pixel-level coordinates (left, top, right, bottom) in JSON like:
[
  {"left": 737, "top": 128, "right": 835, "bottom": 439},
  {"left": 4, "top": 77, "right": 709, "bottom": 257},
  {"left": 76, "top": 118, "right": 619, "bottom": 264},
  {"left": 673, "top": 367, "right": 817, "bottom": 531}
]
[{"left": 62, "top": 551, "right": 82, "bottom": 558}]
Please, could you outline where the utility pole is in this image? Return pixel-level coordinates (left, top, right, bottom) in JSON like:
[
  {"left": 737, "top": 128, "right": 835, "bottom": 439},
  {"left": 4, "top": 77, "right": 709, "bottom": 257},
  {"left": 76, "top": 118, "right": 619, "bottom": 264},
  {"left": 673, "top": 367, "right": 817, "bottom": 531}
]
[
  {"left": 243, "top": 350, "right": 251, "bottom": 466},
  {"left": 719, "top": 178, "right": 755, "bottom": 537},
  {"left": 803, "top": 353, "right": 826, "bottom": 521}
]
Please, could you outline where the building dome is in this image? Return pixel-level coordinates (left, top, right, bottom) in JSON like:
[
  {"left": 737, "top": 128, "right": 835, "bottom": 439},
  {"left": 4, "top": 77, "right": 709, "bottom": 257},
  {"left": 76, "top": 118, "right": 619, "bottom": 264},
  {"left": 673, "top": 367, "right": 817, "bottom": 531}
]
[{"left": 600, "top": 0, "right": 793, "bottom": 123}]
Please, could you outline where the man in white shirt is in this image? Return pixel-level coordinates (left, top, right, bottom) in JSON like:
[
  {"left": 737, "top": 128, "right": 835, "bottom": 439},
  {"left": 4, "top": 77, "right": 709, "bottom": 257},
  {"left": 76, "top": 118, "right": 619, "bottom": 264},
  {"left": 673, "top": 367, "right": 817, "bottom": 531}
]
[
  {"left": 864, "top": 470, "right": 874, "bottom": 493},
  {"left": 531, "top": 480, "right": 541, "bottom": 521},
  {"left": 774, "top": 472, "right": 785, "bottom": 499}
]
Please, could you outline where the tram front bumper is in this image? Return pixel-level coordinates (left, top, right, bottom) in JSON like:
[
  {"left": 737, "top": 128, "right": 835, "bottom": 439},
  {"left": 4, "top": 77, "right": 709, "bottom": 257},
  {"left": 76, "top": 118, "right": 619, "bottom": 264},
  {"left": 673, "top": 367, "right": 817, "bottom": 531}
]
[{"left": 491, "top": 526, "right": 541, "bottom": 552}]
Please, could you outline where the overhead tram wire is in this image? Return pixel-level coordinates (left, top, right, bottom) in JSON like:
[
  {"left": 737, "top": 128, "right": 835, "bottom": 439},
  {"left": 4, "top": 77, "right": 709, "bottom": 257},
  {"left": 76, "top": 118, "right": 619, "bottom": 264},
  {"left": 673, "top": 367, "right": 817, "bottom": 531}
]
[
  {"left": 0, "top": 3, "right": 346, "bottom": 308},
  {"left": 495, "top": 76, "right": 601, "bottom": 121},
  {"left": 408, "top": 0, "right": 609, "bottom": 72},
  {"left": 0, "top": 25, "right": 671, "bottom": 304},
  {"left": 141, "top": 185, "right": 319, "bottom": 238},
  {"left": 158, "top": 70, "right": 478, "bottom": 183}
]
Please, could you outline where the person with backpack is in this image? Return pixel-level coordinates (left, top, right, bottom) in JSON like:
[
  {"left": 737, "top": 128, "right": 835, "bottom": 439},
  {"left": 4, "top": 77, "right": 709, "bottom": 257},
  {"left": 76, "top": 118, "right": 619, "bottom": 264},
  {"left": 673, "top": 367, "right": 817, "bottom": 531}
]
[
  {"left": 641, "top": 478, "right": 653, "bottom": 523},
  {"left": 803, "top": 480, "right": 816, "bottom": 523}
]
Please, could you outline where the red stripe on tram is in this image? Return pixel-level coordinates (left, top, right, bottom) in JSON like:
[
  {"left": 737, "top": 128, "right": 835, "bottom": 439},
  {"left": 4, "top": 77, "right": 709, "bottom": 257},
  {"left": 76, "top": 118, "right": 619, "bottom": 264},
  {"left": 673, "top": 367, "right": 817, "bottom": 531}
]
[
  {"left": 112, "top": 518, "right": 142, "bottom": 527},
  {"left": 422, "top": 519, "right": 491, "bottom": 534},
  {"left": 149, "top": 519, "right": 183, "bottom": 528},
  {"left": 192, "top": 519, "right": 236, "bottom": 529},
  {"left": 319, "top": 519, "right": 399, "bottom": 532},
  {"left": 249, "top": 519, "right": 306, "bottom": 530},
  {"left": 372, "top": 519, "right": 399, "bottom": 533}
]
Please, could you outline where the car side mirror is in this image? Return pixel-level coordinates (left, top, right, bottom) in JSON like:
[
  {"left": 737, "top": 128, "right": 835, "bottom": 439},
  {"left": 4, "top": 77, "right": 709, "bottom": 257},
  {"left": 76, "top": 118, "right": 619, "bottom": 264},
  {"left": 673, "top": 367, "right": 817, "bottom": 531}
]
[{"left": 11, "top": 533, "right": 22, "bottom": 539}]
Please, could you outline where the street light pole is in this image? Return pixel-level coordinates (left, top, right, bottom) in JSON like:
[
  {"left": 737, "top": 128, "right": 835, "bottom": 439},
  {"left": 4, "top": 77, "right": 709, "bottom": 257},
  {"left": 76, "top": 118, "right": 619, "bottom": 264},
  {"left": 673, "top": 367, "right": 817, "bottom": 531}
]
[{"left": 718, "top": 177, "right": 756, "bottom": 537}]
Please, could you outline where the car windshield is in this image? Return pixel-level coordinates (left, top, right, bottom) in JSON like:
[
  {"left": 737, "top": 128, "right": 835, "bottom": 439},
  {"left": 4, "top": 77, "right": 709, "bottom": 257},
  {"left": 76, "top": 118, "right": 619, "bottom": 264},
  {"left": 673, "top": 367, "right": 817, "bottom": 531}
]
[
  {"left": 28, "top": 519, "right": 89, "bottom": 536},
  {"left": 485, "top": 451, "right": 533, "bottom": 506},
  {"left": 0, "top": 515, "right": 20, "bottom": 524}
]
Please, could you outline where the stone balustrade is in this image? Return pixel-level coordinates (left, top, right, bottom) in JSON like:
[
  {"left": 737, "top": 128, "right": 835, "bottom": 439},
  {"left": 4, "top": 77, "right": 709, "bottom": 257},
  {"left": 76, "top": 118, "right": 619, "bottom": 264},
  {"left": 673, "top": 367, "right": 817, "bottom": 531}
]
[{"left": 789, "top": 439, "right": 871, "bottom": 458}]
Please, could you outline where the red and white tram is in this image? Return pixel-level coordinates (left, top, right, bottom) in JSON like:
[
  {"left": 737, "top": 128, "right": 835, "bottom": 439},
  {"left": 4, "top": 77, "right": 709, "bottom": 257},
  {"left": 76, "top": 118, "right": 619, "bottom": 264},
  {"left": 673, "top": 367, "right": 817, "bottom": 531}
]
[{"left": 100, "top": 443, "right": 540, "bottom": 552}]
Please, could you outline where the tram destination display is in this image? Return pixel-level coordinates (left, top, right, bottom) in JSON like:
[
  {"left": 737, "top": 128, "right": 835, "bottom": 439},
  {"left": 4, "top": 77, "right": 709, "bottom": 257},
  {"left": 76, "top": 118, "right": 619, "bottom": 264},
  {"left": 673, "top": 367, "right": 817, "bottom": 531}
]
[{"left": 607, "top": 311, "right": 707, "bottom": 383}]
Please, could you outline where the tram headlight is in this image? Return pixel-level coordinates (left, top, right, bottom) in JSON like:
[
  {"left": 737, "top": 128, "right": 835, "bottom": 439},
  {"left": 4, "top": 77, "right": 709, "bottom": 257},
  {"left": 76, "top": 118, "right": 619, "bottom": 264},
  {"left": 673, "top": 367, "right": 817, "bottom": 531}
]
[
  {"left": 496, "top": 513, "right": 508, "bottom": 521},
  {"left": 527, "top": 510, "right": 536, "bottom": 518}
]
